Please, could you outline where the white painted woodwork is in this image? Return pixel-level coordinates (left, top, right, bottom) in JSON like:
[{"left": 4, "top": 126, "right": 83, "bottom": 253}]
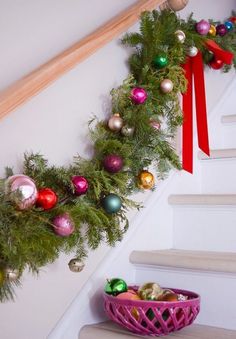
[
  {"left": 168, "top": 194, "right": 236, "bottom": 205},
  {"left": 221, "top": 114, "right": 236, "bottom": 124}
]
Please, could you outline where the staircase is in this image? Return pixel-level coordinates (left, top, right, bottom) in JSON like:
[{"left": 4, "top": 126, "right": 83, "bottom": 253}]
[{"left": 79, "top": 91, "right": 236, "bottom": 338}]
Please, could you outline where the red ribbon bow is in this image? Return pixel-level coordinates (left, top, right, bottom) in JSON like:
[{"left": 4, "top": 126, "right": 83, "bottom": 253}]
[{"left": 182, "top": 41, "right": 234, "bottom": 173}]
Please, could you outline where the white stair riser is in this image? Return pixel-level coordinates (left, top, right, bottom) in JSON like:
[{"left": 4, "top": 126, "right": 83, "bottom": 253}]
[
  {"left": 221, "top": 125, "right": 236, "bottom": 149},
  {"left": 172, "top": 207, "right": 236, "bottom": 252},
  {"left": 135, "top": 266, "right": 236, "bottom": 330},
  {"left": 201, "top": 160, "right": 236, "bottom": 193}
]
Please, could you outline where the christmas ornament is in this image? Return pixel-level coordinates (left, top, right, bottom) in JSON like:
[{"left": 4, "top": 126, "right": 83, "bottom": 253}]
[
  {"left": 150, "top": 119, "right": 161, "bottom": 130},
  {"left": 138, "top": 282, "right": 162, "bottom": 300},
  {"left": 104, "top": 278, "right": 128, "bottom": 296},
  {"left": 187, "top": 46, "right": 198, "bottom": 57},
  {"left": 138, "top": 170, "right": 155, "bottom": 190},
  {"left": 224, "top": 21, "right": 233, "bottom": 31},
  {"left": 160, "top": 79, "right": 173, "bottom": 93},
  {"left": 229, "top": 16, "right": 236, "bottom": 24},
  {"left": 216, "top": 24, "right": 227, "bottom": 36},
  {"left": 36, "top": 188, "right": 57, "bottom": 210},
  {"left": 159, "top": 291, "right": 179, "bottom": 302},
  {"left": 102, "top": 193, "right": 122, "bottom": 214},
  {"left": 175, "top": 30, "right": 186, "bottom": 43},
  {"left": 103, "top": 154, "right": 123, "bottom": 173},
  {"left": 117, "top": 290, "right": 141, "bottom": 320},
  {"left": 121, "top": 125, "right": 135, "bottom": 137},
  {"left": 68, "top": 259, "right": 85, "bottom": 272},
  {"left": 208, "top": 25, "right": 216, "bottom": 36},
  {"left": 196, "top": 20, "right": 210, "bottom": 35},
  {"left": 130, "top": 87, "right": 148, "bottom": 104},
  {"left": 72, "top": 176, "right": 89, "bottom": 195},
  {"left": 167, "top": 0, "right": 189, "bottom": 11},
  {"left": 4, "top": 267, "right": 20, "bottom": 282},
  {"left": 0, "top": 269, "right": 5, "bottom": 285},
  {"left": 153, "top": 55, "right": 168, "bottom": 69},
  {"left": 53, "top": 213, "right": 75, "bottom": 236},
  {"left": 5, "top": 174, "right": 38, "bottom": 210},
  {"left": 108, "top": 113, "right": 123, "bottom": 132},
  {"left": 209, "top": 57, "right": 224, "bottom": 70}
]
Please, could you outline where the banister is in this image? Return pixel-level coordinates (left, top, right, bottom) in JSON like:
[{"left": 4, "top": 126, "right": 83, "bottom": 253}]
[{"left": 0, "top": 0, "right": 165, "bottom": 120}]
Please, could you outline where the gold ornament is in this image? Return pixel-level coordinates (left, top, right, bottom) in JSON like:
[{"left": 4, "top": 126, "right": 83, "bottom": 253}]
[
  {"left": 4, "top": 267, "right": 20, "bottom": 282},
  {"left": 108, "top": 113, "right": 123, "bottom": 132},
  {"left": 121, "top": 125, "right": 135, "bottom": 137},
  {"left": 138, "top": 170, "right": 155, "bottom": 190},
  {"left": 68, "top": 259, "right": 85, "bottom": 272},
  {"left": 161, "top": 0, "right": 189, "bottom": 11},
  {"left": 209, "top": 25, "right": 216, "bottom": 36},
  {"left": 160, "top": 79, "right": 174, "bottom": 93},
  {"left": 175, "top": 30, "right": 186, "bottom": 43},
  {"left": 138, "top": 282, "right": 163, "bottom": 300}
]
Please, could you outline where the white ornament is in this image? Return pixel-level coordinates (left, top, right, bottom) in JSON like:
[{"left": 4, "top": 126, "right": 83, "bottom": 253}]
[{"left": 187, "top": 46, "right": 198, "bottom": 57}]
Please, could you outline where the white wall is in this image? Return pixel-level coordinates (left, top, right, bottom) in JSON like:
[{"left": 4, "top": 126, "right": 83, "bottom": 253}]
[{"left": 0, "top": 0, "right": 235, "bottom": 338}]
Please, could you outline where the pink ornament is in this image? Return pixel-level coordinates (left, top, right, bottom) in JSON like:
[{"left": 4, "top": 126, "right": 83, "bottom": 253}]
[
  {"left": 216, "top": 24, "right": 227, "bottom": 36},
  {"left": 5, "top": 174, "right": 38, "bottom": 210},
  {"left": 131, "top": 87, "right": 148, "bottom": 104},
  {"left": 53, "top": 213, "right": 75, "bottom": 237},
  {"left": 72, "top": 176, "right": 89, "bottom": 195},
  {"left": 196, "top": 20, "right": 210, "bottom": 35},
  {"left": 150, "top": 119, "right": 161, "bottom": 130},
  {"left": 103, "top": 154, "right": 123, "bottom": 173}
]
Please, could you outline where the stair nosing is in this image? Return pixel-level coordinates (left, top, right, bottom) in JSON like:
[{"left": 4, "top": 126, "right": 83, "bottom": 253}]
[
  {"left": 198, "top": 148, "right": 236, "bottom": 160},
  {"left": 168, "top": 194, "right": 236, "bottom": 206},
  {"left": 221, "top": 114, "right": 236, "bottom": 124}
]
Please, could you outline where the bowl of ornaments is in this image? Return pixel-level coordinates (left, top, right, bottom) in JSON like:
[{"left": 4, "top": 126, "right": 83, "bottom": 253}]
[{"left": 103, "top": 278, "right": 200, "bottom": 336}]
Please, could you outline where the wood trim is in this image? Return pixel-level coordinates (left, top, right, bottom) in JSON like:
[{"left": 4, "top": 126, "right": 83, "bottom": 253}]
[{"left": 0, "top": 0, "right": 165, "bottom": 120}]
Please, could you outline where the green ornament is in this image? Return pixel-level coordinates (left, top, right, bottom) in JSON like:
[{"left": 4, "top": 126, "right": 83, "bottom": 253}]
[
  {"left": 102, "top": 193, "right": 122, "bottom": 214},
  {"left": 138, "top": 282, "right": 162, "bottom": 300},
  {"left": 0, "top": 269, "right": 5, "bottom": 285},
  {"left": 153, "top": 55, "right": 168, "bottom": 69},
  {"left": 104, "top": 278, "right": 128, "bottom": 296}
]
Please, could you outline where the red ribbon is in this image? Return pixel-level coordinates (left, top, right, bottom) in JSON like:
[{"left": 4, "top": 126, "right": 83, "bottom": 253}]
[{"left": 182, "top": 41, "right": 234, "bottom": 173}]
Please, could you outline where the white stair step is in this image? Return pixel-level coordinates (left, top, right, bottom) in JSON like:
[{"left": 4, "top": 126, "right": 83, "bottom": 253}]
[
  {"left": 130, "top": 249, "right": 236, "bottom": 273},
  {"left": 221, "top": 114, "right": 236, "bottom": 124},
  {"left": 168, "top": 194, "right": 236, "bottom": 205},
  {"left": 168, "top": 195, "right": 236, "bottom": 252},
  {"left": 199, "top": 148, "right": 236, "bottom": 160},
  {"left": 131, "top": 250, "right": 236, "bottom": 329},
  {"left": 80, "top": 321, "right": 236, "bottom": 338}
]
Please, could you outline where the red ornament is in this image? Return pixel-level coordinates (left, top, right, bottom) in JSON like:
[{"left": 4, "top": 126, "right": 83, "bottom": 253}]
[
  {"left": 209, "top": 57, "right": 224, "bottom": 70},
  {"left": 103, "top": 154, "right": 123, "bottom": 173},
  {"left": 36, "top": 188, "right": 58, "bottom": 210},
  {"left": 229, "top": 16, "right": 236, "bottom": 24},
  {"left": 72, "top": 176, "right": 89, "bottom": 195}
]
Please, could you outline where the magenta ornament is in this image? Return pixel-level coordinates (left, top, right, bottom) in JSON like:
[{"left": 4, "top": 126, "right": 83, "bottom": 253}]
[
  {"left": 196, "top": 20, "right": 210, "bottom": 35},
  {"left": 53, "top": 213, "right": 75, "bottom": 237},
  {"left": 216, "top": 24, "right": 227, "bottom": 36},
  {"left": 72, "top": 176, "right": 89, "bottom": 195},
  {"left": 5, "top": 174, "right": 38, "bottom": 210},
  {"left": 103, "top": 154, "right": 123, "bottom": 173},
  {"left": 130, "top": 87, "right": 148, "bottom": 104}
]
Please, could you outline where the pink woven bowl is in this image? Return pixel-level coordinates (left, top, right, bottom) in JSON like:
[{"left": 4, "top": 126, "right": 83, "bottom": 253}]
[{"left": 103, "top": 286, "right": 200, "bottom": 336}]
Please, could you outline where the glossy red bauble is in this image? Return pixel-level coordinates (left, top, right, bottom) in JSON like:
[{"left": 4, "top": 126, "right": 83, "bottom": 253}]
[
  {"left": 36, "top": 188, "right": 58, "bottom": 210},
  {"left": 209, "top": 57, "right": 224, "bottom": 70}
]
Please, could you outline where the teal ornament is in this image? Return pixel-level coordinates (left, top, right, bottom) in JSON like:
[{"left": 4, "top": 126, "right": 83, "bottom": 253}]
[
  {"left": 224, "top": 21, "right": 233, "bottom": 31},
  {"left": 102, "top": 193, "right": 122, "bottom": 214},
  {"left": 104, "top": 278, "right": 128, "bottom": 296},
  {"left": 153, "top": 55, "right": 168, "bottom": 69}
]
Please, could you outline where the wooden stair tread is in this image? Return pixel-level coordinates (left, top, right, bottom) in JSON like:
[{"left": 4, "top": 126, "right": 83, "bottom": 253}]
[
  {"left": 221, "top": 114, "right": 236, "bottom": 124},
  {"left": 199, "top": 148, "right": 236, "bottom": 160},
  {"left": 129, "top": 249, "right": 236, "bottom": 273},
  {"left": 80, "top": 321, "right": 236, "bottom": 338},
  {"left": 168, "top": 194, "right": 236, "bottom": 205}
]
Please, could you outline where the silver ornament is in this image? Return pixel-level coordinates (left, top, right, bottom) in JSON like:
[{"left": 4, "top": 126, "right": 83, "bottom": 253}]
[
  {"left": 167, "top": 0, "right": 189, "bottom": 11},
  {"left": 160, "top": 79, "right": 174, "bottom": 93},
  {"left": 68, "top": 259, "right": 85, "bottom": 272},
  {"left": 4, "top": 267, "right": 20, "bottom": 282},
  {"left": 187, "top": 46, "right": 198, "bottom": 57},
  {"left": 121, "top": 125, "right": 135, "bottom": 137},
  {"left": 175, "top": 30, "right": 186, "bottom": 43},
  {"left": 108, "top": 113, "right": 123, "bottom": 132}
]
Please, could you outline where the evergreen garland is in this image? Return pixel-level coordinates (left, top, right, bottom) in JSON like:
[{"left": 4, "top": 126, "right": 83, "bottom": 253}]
[{"left": 0, "top": 9, "right": 235, "bottom": 302}]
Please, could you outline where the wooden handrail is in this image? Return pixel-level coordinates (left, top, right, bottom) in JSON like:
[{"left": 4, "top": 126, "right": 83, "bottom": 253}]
[{"left": 0, "top": 0, "right": 165, "bottom": 120}]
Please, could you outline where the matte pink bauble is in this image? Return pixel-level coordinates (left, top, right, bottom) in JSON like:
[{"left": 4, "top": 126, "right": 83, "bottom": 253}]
[
  {"left": 72, "top": 176, "right": 89, "bottom": 195},
  {"left": 103, "top": 154, "right": 123, "bottom": 173},
  {"left": 196, "top": 20, "right": 210, "bottom": 35},
  {"left": 130, "top": 87, "right": 148, "bottom": 104},
  {"left": 53, "top": 213, "right": 75, "bottom": 237},
  {"left": 5, "top": 174, "right": 38, "bottom": 210}
]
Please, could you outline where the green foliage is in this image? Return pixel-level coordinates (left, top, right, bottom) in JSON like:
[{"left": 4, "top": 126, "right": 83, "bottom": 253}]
[{"left": 0, "top": 9, "right": 235, "bottom": 301}]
